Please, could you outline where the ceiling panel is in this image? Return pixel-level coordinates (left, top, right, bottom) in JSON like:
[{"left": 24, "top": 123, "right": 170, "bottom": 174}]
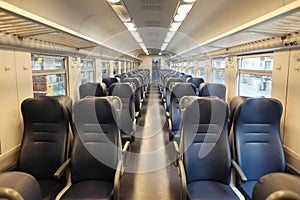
[{"left": 172, "top": 1, "right": 300, "bottom": 59}]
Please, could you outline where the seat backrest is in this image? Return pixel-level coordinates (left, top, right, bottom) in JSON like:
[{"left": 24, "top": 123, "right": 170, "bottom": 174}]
[
  {"left": 122, "top": 77, "right": 142, "bottom": 112},
  {"left": 79, "top": 82, "right": 107, "bottom": 99},
  {"left": 102, "top": 77, "right": 119, "bottom": 90},
  {"left": 233, "top": 98, "right": 285, "bottom": 184},
  {"left": 187, "top": 77, "right": 205, "bottom": 95},
  {"left": 199, "top": 83, "right": 226, "bottom": 101},
  {"left": 19, "top": 97, "right": 69, "bottom": 181},
  {"left": 228, "top": 96, "right": 249, "bottom": 132},
  {"left": 170, "top": 83, "right": 196, "bottom": 133},
  {"left": 72, "top": 97, "right": 121, "bottom": 183},
  {"left": 165, "top": 77, "right": 183, "bottom": 112},
  {"left": 180, "top": 96, "right": 231, "bottom": 184},
  {"left": 109, "top": 83, "right": 135, "bottom": 137}
]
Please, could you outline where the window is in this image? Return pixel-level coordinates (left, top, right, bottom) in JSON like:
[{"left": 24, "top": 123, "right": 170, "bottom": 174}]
[
  {"left": 32, "top": 55, "right": 67, "bottom": 97},
  {"left": 197, "top": 60, "right": 206, "bottom": 78},
  {"left": 102, "top": 61, "right": 108, "bottom": 79},
  {"left": 211, "top": 59, "right": 225, "bottom": 83},
  {"left": 113, "top": 61, "right": 118, "bottom": 75},
  {"left": 81, "top": 59, "right": 95, "bottom": 84},
  {"left": 237, "top": 55, "right": 273, "bottom": 97},
  {"left": 188, "top": 61, "right": 194, "bottom": 75}
]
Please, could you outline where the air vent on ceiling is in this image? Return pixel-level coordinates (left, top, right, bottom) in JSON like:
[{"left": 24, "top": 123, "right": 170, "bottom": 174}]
[
  {"left": 145, "top": 20, "right": 160, "bottom": 27},
  {"left": 141, "top": 0, "right": 162, "bottom": 11}
]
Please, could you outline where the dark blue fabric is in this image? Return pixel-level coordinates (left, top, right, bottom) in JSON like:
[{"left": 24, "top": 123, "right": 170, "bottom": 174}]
[
  {"left": 0, "top": 172, "right": 41, "bottom": 200},
  {"left": 199, "top": 83, "right": 226, "bottom": 101},
  {"left": 60, "top": 180, "right": 113, "bottom": 199},
  {"left": 252, "top": 173, "right": 300, "bottom": 200},
  {"left": 19, "top": 97, "right": 69, "bottom": 199},
  {"left": 109, "top": 83, "right": 135, "bottom": 143},
  {"left": 188, "top": 181, "right": 240, "bottom": 200},
  {"left": 165, "top": 77, "right": 182, "bottom": 112},
  {"left": 187, "top": 77, "right": 205, "bottom": 95},
  {"left": 233, "top": 98, "right": 285, "bottom": 199},
  {"left": 181, "top": 97, "right": 239, "bottom": 199},
  {"left": 79, "top": 82, "right": 107, "bottom": 98},
  {"left": 170, "top": 83, "right": 196, "bottom": 133},
  {"left": 237, "top": 180, "right": 257, "bottom": 199}
]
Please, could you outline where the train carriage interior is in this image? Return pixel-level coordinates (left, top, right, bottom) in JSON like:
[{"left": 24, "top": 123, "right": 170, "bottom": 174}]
[{"left": 0, "top": 0, "right": 300, "bottom": 199}]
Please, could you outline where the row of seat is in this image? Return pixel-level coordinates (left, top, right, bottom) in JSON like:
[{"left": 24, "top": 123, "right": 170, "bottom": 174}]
[
  {"left": 159, "top": 70, "right": 300, "bottom": 199},
  {"left": 171, "top": 95, "right": 300, "bottom": 199},
  {"left": 0, "top": 69, "right": 150, "bottom": 200},
  {"left": 0, "top": 96, "right": 129, "bottom": 200},
  {"left": 158, "top": 69, "right": 226, "bottom": 141}
]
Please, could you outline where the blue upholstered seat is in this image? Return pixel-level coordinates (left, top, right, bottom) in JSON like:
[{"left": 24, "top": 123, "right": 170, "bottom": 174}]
[
  {"left": 232, "top": 98, "right": 286, "bottom": 199},
  {"left": 175, "top": 96, "right": 240, "bottom": 200}
]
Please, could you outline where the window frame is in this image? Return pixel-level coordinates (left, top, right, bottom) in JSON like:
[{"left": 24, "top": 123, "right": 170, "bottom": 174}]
[
  {"left": 80, "top": 58, "right": 96, "bottom": 84},
  {"left": 197, "top": 60, "right": 206, "bottom": 78},
  {"left": 211, "top": 58, "right": 226, "bottom": 83},
  {"left": 31, "top": 54, "right": 68, "bottom": 97},
  {"left": 237, "top": 53, "right": 273, "bottom": 97}
]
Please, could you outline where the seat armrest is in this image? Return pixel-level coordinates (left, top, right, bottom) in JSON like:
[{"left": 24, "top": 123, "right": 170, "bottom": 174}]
[
  {"left": 133, "top": 119, "right": 137, "bottom": 134},
  {"left": 113, "top": 160, "right": 122, "bottom": 200},
  {"left": 266, "top": 190, "right": 300, "bottom": 200},
  {"left": 231, "top": 160, "right": 247, "bottom": 182},
  {"left": 135, "top": 112, "right": 140, "bottom": 119},
  {"left": 0, "top": 187, "right": 23, "bottom": 200},
  {"left": 178, "top": 159, "right": 187, "bottom": 200},
  {"left": 54, "top": 158, "right": 71, "bottom": 179},
  {"left": 166, "top": 112, "right": 170, "bottom": 118},
  {"left": 122, "top": 141, "right": 130, "bottom": 154},
  {"left": 173, "top": 141, "right": 180, "bottom": 167},
  {"left": 286, "top": 163, "right": 300, "bottom": 175},
  {"left": 168, "top": 118, "right": 172, "bottom": 133}
]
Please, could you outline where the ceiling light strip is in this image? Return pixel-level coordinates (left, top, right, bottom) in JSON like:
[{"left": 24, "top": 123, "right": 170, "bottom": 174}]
[
  {"left": 106, "top": 0, "right": 149, "bottom": 55},
  {"left": 160, "top": 0, "right": 197, "bottom": 53}
]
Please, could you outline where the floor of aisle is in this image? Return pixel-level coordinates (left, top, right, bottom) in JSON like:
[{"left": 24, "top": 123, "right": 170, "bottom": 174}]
[{"left": 119, "top": 83, "right": 181, "bottom": 200}]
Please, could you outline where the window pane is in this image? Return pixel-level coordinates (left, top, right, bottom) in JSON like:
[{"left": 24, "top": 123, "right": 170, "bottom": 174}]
[
  {"left": 113, "top": 62, "right": 117, "bottom": 75},
  {"left": 198, "top": 60, "right": 205, "bottom": 68},
  {"left": 188, "top": 67, "right": 194, "bottom": 75},
  {"left": 81, "top": 71, "right": 94, "bottom": 84},
  {"left": 32, "top": 55, "right": 65, "bottom": 70},
  {"left": 211, "top": 71, "right": 225, "bottom": 83},
  {"left": 198, "top": 69, "right": 205, "bottom": 78},
  {"left": 81, "top": 59, "right": 94, "bottom": 84},
  {"left": 239, "top": 74, "right": 272, "bottom": 97},
  {"left": 102, "top": 62, "right": 108, "bottom": 79},
  {"left": 212, "top": 59, "right": 225, "bottom": 68},
  {"left": 33, "top": 74, "right": 66, "bottom": 97},
  {"left": 81, "top": 59, "right": 94, "bottom": 69},
  {"left": 239, "top": 56, "right": 273, "bottom": 70}
]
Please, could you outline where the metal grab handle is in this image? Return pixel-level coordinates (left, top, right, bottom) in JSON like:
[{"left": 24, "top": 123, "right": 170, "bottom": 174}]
[
  {"left": 266, "top": 190, "right": 300, "bottom": 200},
  {"left": 0, "top": 187, "right": 24, "bottom": 200}
]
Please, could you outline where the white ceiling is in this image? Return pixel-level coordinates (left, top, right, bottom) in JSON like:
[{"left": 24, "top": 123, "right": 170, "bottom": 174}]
[{"left": 1, "top": 0, "right": 300, "bottom": 59}]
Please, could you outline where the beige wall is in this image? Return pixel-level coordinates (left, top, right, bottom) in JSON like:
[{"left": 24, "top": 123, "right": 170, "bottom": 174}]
[{"left": 0, "top": 50, "right": 33, "bottom": 169}]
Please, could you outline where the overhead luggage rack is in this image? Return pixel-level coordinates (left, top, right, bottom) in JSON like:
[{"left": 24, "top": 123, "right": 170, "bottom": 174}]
[
  {"left": 0, "top": 2, "right": 139, "bottom": 60},
  {"left": 0, "top": 9, "right": 97, "bottom": 50}
]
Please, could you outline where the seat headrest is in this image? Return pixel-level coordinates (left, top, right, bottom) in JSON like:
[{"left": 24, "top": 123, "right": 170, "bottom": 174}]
[{"left": 234, "top": 98, "right": 282, "bottom": 124}]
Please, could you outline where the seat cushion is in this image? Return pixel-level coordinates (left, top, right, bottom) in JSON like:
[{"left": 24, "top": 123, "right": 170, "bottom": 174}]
[
  {"left": 237, "top": 180, "right": 257, "bottom": 199},
  {"left": 61, "top": 180, "right": 113, "bottom": 200},
  {"left": 252, "top": 173, "right": 300, "bottom": 200},
  {"left": 188, "top": 181, "right": 240, "bottom": 200},
  {"left": 39, "top": 179, "right": 65, "bottom": 200},
  {"left": 0, "top": 172, "right": 41, "bottom": 200}
]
